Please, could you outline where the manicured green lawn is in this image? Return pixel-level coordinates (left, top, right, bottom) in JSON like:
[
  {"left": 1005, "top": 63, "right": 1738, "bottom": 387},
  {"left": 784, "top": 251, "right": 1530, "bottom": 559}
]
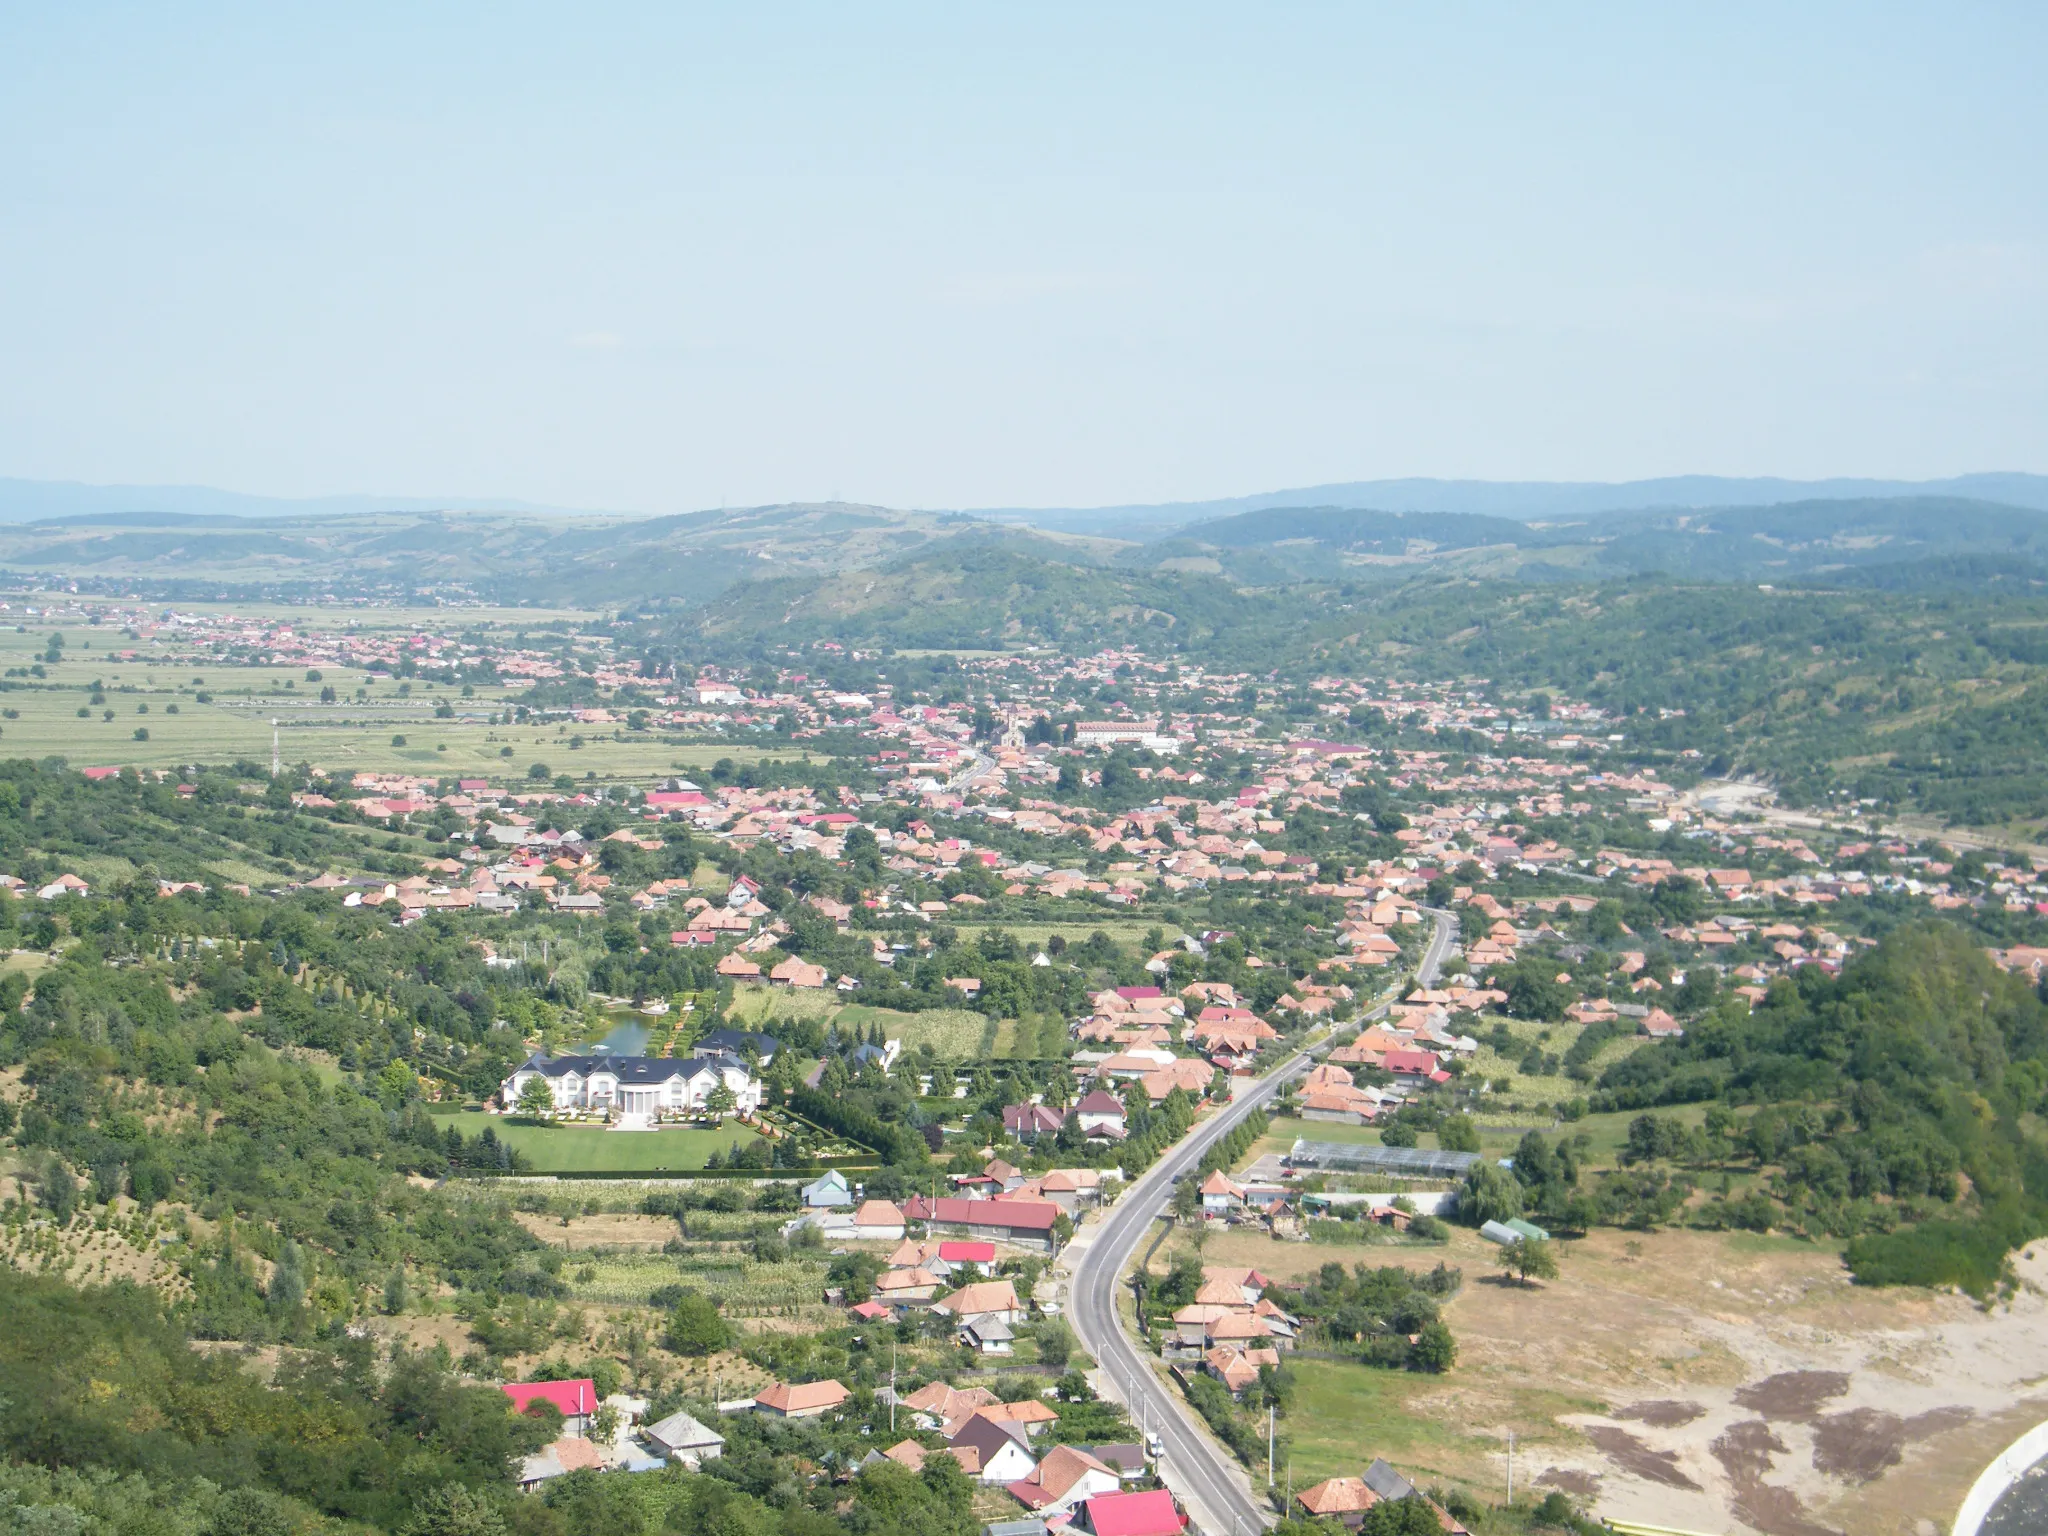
[
  {"left": 1269, "top": 1115, "right": 1384, "bottom": 1147},
  {"left": 444, "top": 1111, "right": 760, "bottom": 1172}
]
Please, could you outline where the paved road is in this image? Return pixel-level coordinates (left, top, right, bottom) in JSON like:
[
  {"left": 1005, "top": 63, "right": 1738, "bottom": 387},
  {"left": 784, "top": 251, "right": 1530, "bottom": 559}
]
[{"left": 1066, "top": 910, "right": 1457, "bottom": 1534}]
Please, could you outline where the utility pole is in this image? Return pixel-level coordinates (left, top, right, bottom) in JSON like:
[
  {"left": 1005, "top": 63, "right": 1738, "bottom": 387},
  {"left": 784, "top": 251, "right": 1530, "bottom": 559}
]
[
  {"left": 271, "top": 719, "right": 281, "bottom": 778},
  {"left": 889, "top": 1341, "right": 897, "bottom": 1434},
  {"left": 1507, "top": 1430, "right": 1515, "bottom": 1504},
  {"left": 1267, "top": 1403, "right": 1275, "bottom": 1487}
]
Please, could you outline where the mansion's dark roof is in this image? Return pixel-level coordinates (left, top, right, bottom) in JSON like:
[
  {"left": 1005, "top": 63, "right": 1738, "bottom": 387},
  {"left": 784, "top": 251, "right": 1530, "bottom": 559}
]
[{"left": 515, "top": 1049, "right": 747, "bottom": 1084}]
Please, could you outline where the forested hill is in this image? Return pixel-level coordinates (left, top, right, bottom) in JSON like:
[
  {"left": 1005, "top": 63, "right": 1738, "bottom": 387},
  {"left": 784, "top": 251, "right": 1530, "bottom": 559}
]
[
  {"left": 1588, "top": 921, "right": 2048, "bottom": 1295},
  {"left": 1118, "top": 495, "right": 2048, "bottom": 586},
  {"left": 654, "top": 551, "right": 2048, "bottom": 831}
]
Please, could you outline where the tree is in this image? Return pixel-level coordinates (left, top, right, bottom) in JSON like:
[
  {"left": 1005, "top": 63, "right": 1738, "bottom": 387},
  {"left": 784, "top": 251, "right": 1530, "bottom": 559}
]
[
  {"left": 1436, "top": 1115, "right": 1481, "bottom": 1153},
  {"left": 705, "top": 1081, "right": 738, "bottom": 1121},
  {"left": 1410, "top": 1319, "right": 1457, "bottom": 1372},
  {"left": 666, "top": 1292, "right": 732, "bottom": 1356},
  {"left": 1170, "top": 1177, "right": 1201, "bottom": 1226},
  {"left": 1034, "top": 1318, "right": 1074, "bottom": 1369},
  {"left": 1359, "top": 1496, "right": 1449, "bottom": 1536},
  {"left": 515, "top": 1076, "right": 556, "bottom": 1120},
  {"left": 1500, "top": 1236, "right": 1559, "bottom": 1288},
  {"left": 1458, "top": 1162, "right": 1523, "bottom": 1226},
  {"left": 401, "top": 1484, "right": 508, "bottom": 1536},
  {"left": 1502, "top": 964, "right": 1571, "bottom": 1022},
  {"left": 37, "top": 1157, "right": 77, "bottom": 1222}
]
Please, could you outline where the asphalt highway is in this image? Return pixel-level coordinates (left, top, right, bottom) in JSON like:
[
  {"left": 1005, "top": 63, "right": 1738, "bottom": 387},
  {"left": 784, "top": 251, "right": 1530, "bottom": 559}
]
[{"left": 1065, "top": 909, "right": 1456, "bottom": 1535}]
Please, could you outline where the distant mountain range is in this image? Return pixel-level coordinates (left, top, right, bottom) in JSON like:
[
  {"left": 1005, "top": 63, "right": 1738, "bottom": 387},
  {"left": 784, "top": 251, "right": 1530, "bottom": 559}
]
[
  {"left": 0, "top": 478, "right": 591, "bottom": 525},
  {"left": 970, "top": 472, "right": 2048, "bottom": 536},
  {"left": 0, "top": 473, "right": 2042, "bottom": 607},
  {"left": 3, "top": 471, "right": 2046, "bottom": 530}
]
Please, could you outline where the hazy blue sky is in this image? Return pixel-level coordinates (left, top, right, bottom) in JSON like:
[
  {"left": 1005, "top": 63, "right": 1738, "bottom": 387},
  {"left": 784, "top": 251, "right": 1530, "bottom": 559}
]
[{"left": 1, "top": 4, "right": 2042, "bottom": 511}]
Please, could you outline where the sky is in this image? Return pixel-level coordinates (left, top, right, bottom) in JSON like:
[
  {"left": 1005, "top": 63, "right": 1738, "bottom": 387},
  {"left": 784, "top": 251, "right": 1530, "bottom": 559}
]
[{"left": 1, "top": 3, "right": 2043, "bottom": 513}]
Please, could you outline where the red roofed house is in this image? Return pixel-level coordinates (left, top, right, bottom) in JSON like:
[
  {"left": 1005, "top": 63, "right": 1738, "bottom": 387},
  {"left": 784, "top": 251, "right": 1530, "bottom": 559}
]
[
  {"left": 1381, "top": 1049, "right": 1448, "bottom": 1085},
  {"left": 1007, "top": 1444, "right": 1122, "bottom": 1515},
  {"left": 753, "top": 1380, "right": 849, "bottom": 1418},
  {"left": 501, "top": 1378, "right": 597, "bottom": 1436},
  {"left": 1075, "top": 1488, "right": 1188, "bottom": 1536},
  {"left": 932, "top": 1279, "right": 1024, "bottom": 1325},
  {"left": 904, "top": 1195, "right": 1063, "bottom": 1251},
  {"left": 1295, "top": 1475, "right": 1381, "bottom": 1524},
  {"left": 769, "top": 957, "right": 829, "bottom": 989},
  {"left": 518, "top": 1433, "right": 606, "bottom": 1489},
  {"left": 1004, "top": 1103, "right": 1066, "bottom": 1141}
]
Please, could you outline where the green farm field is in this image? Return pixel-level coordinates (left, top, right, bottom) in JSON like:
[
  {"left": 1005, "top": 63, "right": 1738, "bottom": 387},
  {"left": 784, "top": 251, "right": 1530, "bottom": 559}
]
[
  {"left": 442, "top": 1112, "right": 760, "bottom": 1172},
  {"left": 0, "top": 609, "right": 810, "bottom": 781},
  {"left": 725, "top": 986, "right": 1000, "bottom": 1060}
]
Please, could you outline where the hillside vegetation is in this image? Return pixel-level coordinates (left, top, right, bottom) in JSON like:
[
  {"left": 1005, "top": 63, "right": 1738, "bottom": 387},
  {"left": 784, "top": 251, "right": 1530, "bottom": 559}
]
[{"left": 1588, "top": 922, "right": 2048, "bottom": 1295}]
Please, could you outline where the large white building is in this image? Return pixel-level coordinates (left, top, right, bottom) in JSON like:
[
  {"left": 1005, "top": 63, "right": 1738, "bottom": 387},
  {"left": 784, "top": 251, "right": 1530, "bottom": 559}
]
[
  {"left": 502, "top": 1049, "right": 763, "bottom": 1117},
  {"left": 1073, "top": 721, "right": 1183, "bottom": 755}
]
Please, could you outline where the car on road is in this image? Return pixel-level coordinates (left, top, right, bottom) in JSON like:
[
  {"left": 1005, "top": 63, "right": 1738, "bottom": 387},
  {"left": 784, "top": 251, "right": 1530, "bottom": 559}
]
[{"left": 1145, "top": 1431, "right": 1164, "bottom": 1459}]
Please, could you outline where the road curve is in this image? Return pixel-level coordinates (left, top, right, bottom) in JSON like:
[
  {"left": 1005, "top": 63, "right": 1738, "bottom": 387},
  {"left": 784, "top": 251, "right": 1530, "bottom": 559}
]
[{"left": 1065, "top": 911, "right": 1456, "bottom": 1534}]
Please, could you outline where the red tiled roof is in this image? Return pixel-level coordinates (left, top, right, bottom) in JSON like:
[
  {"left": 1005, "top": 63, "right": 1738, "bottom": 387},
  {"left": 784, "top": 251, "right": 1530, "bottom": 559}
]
[
  {"left": 1079, "top": 1488, "right": 1186, "bottom": 1536},
  {"left": 502, "top": 1379, "right": 595, "bottom": 1418}
]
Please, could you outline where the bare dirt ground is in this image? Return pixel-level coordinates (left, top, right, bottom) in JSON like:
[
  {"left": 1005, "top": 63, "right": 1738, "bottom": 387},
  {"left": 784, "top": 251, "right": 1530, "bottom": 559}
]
[
  {"left": 1154, "top": 1221, "right": 2048, "bottom": 1535},
  {"left": 513, "top": 1212, "right": 678, "bottom": 1249},
  {"left": 1492, "top": 1231, "right": 2048, "bottom": 1536}
]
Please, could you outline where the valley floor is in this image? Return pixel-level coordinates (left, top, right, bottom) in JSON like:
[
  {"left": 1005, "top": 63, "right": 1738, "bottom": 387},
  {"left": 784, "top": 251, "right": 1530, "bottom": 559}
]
[{"left": 1150, "top": 1222, "right": 2048, "bottom": 1536}]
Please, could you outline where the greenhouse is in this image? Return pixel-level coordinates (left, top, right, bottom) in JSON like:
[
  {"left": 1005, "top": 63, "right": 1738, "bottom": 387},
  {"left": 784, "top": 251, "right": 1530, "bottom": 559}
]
[{"left": 1284, "top": 1139, "right": 1482, "bottom": 1179}]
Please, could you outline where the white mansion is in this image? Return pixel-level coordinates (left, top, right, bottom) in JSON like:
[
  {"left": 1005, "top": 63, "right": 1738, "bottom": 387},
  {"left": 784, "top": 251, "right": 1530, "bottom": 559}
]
[{"left": 501, "top": 1048, "right": 764, "bottom": 1118}]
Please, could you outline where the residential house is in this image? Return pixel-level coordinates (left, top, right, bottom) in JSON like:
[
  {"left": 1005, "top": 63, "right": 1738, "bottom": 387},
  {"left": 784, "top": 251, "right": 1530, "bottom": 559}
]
[
  {"left": 518, "top": 1436, "right": 605, "bottom": 1489},
  {"left": 1205, "top": 1345, "right": 1280, "bottom": 1397},
  {"left": 502, "top": 1379, "right": 598, "bottom": 1437},
  {"left": 1035, "top": 1168, "right": 1107, "bottom": 1212},
  {"left": 938, "top": 1240, "right": 997, "bottom": 1271},
  {"left": 853, "top": 1200, "right": 907, "bottom": 1242},
  {"left": 697, "top": 1028, "right": 780, "bottom": 1064},
  {"left": 1295, "top": 1476, "right": 1382, "bottom": 1527},
  {"left": 872, "top": 1267, "right": 944, "bottom": 1305},
  {"left": 933, "top": 1279, "right": 1025, "bottom": 1328},
  {"left": 752, "top": 1380, "right": 849, "bottom": 1419},
  {"left": 899, "top": 1381, "right": 1000, "bottom": 1438},
  {"left": 1198, "top": 1170, "right": 1245, "bottom": 1216},
  {"left": 1005, "top": 1445, "right": 1122, "bottom": 1517},
  {"left": 1071, "top": 1090, "right": 1128, "bottom": 1138},
  {"left": 769, "top": 957, "right": 829, "bottom": 989},
  {"left": 1003, "top": 1103, "right": 1066, "bottom": 1142},
  {"left": 802, "top": 1169, "right": 853, "bottom": 1208},
  {"left": 643, "top": 1409, "right": 725, "bottom": 1468},
  {"left": 1072, "top": 1489, "right": 1187, "bottom": 1536},
  {"left": 905, "top": 1195, "right": 1063, "bottom": 1251},
  {"left": 949, "top": 1411, "right": 1039, "bottom": 1485},
  {"left": 501, "top": 1050, "right": 761, "bottom": 1117},
  {"left": 963, "top": 1316, "right": 1015, "bottom": 1355}
]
